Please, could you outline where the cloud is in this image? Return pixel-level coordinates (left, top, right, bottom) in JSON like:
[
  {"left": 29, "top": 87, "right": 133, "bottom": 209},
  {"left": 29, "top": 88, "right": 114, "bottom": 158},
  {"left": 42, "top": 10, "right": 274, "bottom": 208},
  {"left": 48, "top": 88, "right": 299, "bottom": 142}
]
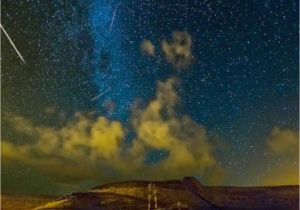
[
  {"left": 2, "top": 114, "right": 126, "bottom": 182},
  {"left": 267, "top": 127, "right": 298, "bottom": 157},
  {"left": 262, "top": 163, "right": 299, "bottom": 186},
  {"left": 131, "top": 77, "right": 224, "bottom": 183},
  {"left": 161, "top": 31, "right": 193, "bottom": 70},
  {"left": 2, "top": 78, "right": 223, "bottom": 185},
  {"left": 140, "top": 39, "right": 155, "bottom": 56},
  {"left": 261, "top": 127, "right": 299, "bottom": 186},
  {"left": 44, "top": 106, "right": 56, "bottom": 116}
]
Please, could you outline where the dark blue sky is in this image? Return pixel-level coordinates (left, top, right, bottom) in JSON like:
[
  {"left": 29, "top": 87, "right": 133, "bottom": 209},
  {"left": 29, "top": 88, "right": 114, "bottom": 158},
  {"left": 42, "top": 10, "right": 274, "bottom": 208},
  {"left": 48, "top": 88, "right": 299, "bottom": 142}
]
[
  {"left": 2, "top": 0, "right": 298, "bottom": 194},
  {"left": 121, "top": 0, "right": 298, "bottom": 185}
]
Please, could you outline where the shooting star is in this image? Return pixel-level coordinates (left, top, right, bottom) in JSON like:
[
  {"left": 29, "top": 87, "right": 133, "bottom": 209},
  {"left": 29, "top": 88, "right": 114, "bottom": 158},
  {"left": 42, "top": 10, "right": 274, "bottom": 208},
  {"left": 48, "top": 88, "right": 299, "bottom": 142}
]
[
  {"left": 108, "top": 2, "right": 121, "bottom": 34},
  {"left": 91, "top": 86, "right": 112, "bottom": 101},
  {"left": 0, "top": 24, "right": 26, "bottom": 64}
]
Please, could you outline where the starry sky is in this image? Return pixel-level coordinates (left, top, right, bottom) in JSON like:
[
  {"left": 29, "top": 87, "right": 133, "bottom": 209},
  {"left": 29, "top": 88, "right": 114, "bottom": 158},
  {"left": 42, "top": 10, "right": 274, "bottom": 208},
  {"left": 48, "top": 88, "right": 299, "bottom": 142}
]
[{"left": 1, "top": 0, "right": 299, "bottom": 195}]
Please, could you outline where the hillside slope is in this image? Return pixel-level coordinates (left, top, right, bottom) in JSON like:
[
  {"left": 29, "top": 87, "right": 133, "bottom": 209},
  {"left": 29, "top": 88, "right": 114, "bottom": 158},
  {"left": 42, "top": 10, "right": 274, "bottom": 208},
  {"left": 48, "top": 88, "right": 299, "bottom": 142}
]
[
  {"left": 34, "top": 177, "right": 299, "bottom": 210},
  {"left": 1, "top": 193, "right": 57, "bottom": 210}
]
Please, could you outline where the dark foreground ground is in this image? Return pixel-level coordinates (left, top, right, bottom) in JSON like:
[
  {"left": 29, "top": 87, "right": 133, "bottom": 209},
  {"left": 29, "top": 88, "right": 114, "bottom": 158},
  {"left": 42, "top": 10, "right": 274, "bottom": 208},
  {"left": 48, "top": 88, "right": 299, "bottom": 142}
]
[
  {"left": 3, "top": 177, "right": 299, "bottom": 210},
  {"left": 1, "top": 193, "right": 57, "bottom": 210}
]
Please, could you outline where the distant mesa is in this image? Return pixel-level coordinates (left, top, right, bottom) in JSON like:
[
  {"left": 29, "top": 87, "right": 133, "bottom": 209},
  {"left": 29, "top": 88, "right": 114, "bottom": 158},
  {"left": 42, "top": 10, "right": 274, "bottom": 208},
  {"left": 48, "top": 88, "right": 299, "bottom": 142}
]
[{"left": 34, "top": 177, "right": 299, "bottom": 210}]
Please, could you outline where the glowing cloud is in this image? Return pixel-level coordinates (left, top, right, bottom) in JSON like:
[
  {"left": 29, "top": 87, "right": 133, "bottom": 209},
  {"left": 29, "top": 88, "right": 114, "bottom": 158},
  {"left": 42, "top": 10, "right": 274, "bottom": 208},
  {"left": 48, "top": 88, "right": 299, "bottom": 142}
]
[
  {"left": 262, "top": 127, "right": 299, "bottom": 186},
  {"left": 140, "top": 39, "right": 155, "bottom": 56},
  {"left": 267, "top": 127, "right": 298, "bottom": 156},
  {"left": 2, "top": 78, "right": 223, "bottom": 185},
  {"left": 161, "top": 31, "right": 193, "bottom": 70},
  {"left": 2, "top": 114, "right": 126, "bottom": 182},
  {"left": 131, "top": 77, "right": 224, "bottom": 183}
]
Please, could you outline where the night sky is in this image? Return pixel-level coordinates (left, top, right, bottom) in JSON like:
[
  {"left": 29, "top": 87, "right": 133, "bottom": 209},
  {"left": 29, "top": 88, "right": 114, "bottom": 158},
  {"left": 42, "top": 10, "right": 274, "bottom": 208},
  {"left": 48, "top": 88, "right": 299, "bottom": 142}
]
[{"left": 1, "top": 0, "right": 299, "bottom": 195}]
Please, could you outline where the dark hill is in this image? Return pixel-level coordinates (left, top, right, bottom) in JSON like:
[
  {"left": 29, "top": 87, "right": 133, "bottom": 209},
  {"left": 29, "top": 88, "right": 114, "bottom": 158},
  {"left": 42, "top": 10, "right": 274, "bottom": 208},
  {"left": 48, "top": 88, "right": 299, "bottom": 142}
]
[{"left": 34, "top": 177, "right": 299, "bottom": 210}]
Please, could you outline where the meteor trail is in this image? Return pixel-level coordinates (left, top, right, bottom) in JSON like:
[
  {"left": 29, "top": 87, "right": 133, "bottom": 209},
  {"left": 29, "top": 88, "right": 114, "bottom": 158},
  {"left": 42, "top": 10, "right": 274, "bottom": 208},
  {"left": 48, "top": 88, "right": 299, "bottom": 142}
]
[
  {"left": 108, "top": 2, "right": 121, "bottom": 34},
  {"left": 91, "top": 86, "right": 112, "bottom": 101},
  {"left": 0, "top": 24, "right": 26, "bottom": 64}
]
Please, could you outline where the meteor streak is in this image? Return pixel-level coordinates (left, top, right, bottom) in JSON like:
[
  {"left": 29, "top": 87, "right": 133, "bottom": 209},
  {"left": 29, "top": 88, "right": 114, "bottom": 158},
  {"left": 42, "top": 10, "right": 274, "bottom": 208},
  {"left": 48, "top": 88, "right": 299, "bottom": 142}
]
[
  {"left": 0, "top": 24, "right": 26, "bottom": 64},
  {"left": 108, "top": 2, "right": 121, "bottom": 34},
  {"left": 91, "top": 86, "right": 112, "bottom": 101}
]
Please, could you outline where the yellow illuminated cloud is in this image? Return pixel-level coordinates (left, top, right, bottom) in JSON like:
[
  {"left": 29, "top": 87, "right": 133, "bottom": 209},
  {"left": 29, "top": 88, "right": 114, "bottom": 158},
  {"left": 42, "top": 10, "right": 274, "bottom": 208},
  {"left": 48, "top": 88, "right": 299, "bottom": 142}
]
[
  {"left": 140, "top": 39, "right": 155, "bottom": 56},
  {"left": 2, "top": 77, "right": 223, "bottom": 185},
  {"left": 267, "top": 127, "right": 298, "bottom": 157},
  {"left": 131, "top": 78, "right": 224, "bottom": 183},
  {"left": 2, "top": 113, "right": 126, "bottom": 182},
  {"left": 262, "top": 162, "right": 299, "bottom": 186},
  {"left": 161, "top": 31, "right": 193, "bottom": 70},
  {"left": 261, "top": 127, "right": 299, "bottom": 186}
]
